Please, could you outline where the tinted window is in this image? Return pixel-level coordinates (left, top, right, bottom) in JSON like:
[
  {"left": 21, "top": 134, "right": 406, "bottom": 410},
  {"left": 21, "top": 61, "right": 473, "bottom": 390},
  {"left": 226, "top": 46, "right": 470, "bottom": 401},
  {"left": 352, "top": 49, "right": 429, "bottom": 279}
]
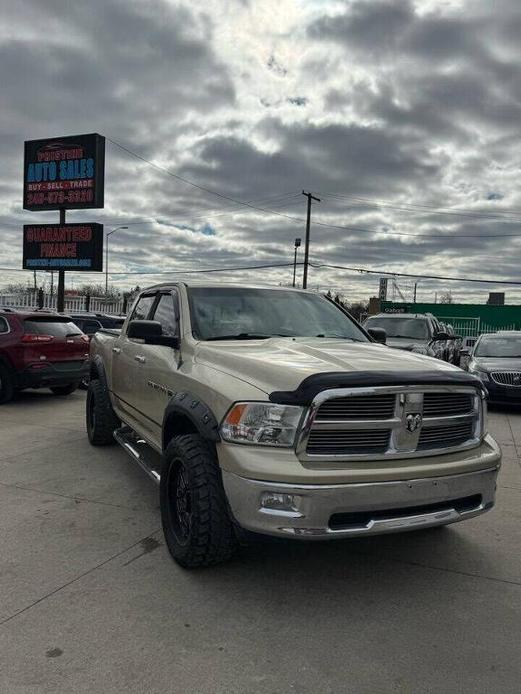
[
  {"left": 0, "top": 317, "right": 9, "bottom": 334},
  {"left": 130, "top": 295, "right": 156, "bottom": 322},
  {"left": 24, "top": 319, "right": 83, "bottom": 337},
  {"left": 152, "top": 293, "right": 178, "bottom": 336},
  {"left": 364, "top": 316, "right": 428, "bottom": 340},
  {"left": 188, "top": 288, "right": 368, "bottom": 342}
]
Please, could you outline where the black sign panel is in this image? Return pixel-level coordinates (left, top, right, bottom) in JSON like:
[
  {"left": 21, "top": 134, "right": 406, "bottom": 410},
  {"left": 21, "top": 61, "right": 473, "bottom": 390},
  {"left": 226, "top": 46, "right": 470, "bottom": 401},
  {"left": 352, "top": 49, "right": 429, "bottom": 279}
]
[
  {"left": 23, "top": 223, "right": 104, "bottom": 271},
  {"left": 23, "top": 133, "right": 105, "bottom": 211}
]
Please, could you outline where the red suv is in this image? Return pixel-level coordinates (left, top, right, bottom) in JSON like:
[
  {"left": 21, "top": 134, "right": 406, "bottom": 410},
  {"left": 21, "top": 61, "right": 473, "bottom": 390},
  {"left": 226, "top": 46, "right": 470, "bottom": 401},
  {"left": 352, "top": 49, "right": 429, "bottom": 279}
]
[{"left": 0, "top": 309, "right": 90, "bottom": 404}]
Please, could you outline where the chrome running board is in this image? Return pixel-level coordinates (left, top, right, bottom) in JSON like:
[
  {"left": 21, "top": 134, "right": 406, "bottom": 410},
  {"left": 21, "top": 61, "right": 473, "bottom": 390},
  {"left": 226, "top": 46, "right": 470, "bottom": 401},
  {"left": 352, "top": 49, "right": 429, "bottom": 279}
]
[{"left": 113, "top": 426, "right": 161, "bottom": 485}]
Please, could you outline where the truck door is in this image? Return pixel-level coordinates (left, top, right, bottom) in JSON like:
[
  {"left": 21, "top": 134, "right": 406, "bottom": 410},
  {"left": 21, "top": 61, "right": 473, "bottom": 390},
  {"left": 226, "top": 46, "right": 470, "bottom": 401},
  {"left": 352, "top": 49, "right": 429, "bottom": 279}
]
[
  {"left": 111, "top": 292, "right": 157, "bottom": 428},
  {"left": 139, "top": 290, "right": 181, "bottom": 446}
]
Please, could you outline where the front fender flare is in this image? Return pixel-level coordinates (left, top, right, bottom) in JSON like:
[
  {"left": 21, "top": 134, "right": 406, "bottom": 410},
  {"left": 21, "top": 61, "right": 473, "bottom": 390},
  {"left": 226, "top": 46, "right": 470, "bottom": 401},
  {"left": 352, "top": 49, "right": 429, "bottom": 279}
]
[{"left": 162, "top": 392, "right": 221, "bottom": 451}]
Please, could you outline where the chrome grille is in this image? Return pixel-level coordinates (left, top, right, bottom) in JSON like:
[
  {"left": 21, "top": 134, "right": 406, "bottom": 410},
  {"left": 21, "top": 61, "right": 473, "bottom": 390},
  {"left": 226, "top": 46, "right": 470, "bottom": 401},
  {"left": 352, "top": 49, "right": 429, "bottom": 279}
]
[
  {"left": 315, "top": 394, "right": 396, "bottom": 420},
  {"left": 298, "top": 386, "right": 482, "bottom": 461},
  {"left": 490, "top": 371, "right": 521, "bottom": 387},
  {"left": 306, "top": 429, "right": 391, "bottom": 455},
  {"left": 418, "top": 421, "right": 475, "bottom": 450},
  {"left": 423, "top": 392, "right": 473, "bottom": 417}
]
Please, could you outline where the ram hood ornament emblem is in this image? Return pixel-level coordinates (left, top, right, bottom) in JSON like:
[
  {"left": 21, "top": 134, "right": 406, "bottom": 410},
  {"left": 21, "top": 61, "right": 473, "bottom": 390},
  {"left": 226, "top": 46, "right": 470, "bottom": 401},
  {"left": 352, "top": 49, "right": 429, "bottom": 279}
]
[{"left": 405, "top": 413, "right": 422, "bottom": 433}]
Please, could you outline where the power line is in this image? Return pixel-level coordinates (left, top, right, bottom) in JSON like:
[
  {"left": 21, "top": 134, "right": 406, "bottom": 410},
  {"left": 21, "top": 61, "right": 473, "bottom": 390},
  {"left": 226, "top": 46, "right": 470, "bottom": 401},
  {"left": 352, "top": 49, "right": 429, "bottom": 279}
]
[
  {"left": 309, "top": 262, "right": 521, "bottom": 286},
  {"left": 318, "top": 191, "right": 521, "bottom": 223},
  {"left": 4, "top": 259, "right": 521, "bottom": 287}
]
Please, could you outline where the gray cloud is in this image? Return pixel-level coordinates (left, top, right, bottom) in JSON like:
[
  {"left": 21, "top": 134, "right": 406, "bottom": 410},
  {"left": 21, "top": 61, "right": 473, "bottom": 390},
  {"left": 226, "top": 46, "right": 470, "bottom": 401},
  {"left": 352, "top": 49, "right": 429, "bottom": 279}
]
[{"left": 1, "top": 0, "right": 521, "bottom": 303}]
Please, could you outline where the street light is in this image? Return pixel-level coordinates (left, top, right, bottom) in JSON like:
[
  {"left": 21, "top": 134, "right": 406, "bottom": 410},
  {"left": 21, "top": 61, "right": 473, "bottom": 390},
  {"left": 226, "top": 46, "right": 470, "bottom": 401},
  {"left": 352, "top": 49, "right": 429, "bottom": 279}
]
[
  {"left": 105, "top": 226, "right": 128, "bottom": 295},
  {"left": 292, "top": 237, "right": 301, "bottom": 288}
]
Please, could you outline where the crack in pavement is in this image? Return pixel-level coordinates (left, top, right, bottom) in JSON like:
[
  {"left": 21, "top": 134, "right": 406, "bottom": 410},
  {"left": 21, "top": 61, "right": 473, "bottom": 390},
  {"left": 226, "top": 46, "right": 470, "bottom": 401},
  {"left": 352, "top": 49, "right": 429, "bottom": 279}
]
[
  {"left": 0, "top": 436, "right": 86, "bottom": 463},
  {"left": 0, "top": 480, "right": 152, "bottom": 512},
  {"left": 349, "top": 549, "right": 521, "bottom": 588},
  {"left": 506, "top": 414, "right": 521, "bottom": 468},
  {"left": 0, "top": 529, "right": 162, "bottom": 627}
]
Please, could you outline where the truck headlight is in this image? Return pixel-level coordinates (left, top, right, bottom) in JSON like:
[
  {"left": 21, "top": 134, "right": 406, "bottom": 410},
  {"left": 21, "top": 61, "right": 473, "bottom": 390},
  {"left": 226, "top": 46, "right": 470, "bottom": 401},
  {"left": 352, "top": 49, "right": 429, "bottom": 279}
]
[{"left": 221, "top": 403, "right": 304, "bottom": 447}]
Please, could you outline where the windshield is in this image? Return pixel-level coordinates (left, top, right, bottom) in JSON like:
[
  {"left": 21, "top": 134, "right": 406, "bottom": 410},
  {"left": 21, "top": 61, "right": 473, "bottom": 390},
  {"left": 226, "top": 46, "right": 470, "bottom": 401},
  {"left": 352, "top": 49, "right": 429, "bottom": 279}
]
[
  {"left": 187, "top": 287, "right": 369, "bottom": 342},
  {"left": 474, "top": 336, "right": 521, "bottom": 358},
  {"left": 364, "top": 316, "right": 428, "bottom": 340}
]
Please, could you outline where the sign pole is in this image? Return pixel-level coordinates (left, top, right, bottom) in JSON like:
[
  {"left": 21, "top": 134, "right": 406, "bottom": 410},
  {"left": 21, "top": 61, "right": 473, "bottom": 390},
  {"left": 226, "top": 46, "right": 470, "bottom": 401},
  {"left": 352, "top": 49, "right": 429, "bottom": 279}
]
[{"left": 57, "top": 208, "right": 65, "bottom": 313}]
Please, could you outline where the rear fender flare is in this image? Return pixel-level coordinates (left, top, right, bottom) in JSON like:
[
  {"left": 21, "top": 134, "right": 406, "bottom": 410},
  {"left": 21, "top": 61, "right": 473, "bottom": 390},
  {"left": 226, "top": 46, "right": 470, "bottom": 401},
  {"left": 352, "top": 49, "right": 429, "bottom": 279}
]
[{"left": 89, "top": 355, "right": 109, "bottom": 391}]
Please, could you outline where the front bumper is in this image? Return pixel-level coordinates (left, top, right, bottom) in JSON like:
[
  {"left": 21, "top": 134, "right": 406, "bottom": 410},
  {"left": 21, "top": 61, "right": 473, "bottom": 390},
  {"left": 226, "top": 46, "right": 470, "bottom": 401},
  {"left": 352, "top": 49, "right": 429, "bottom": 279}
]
[
  {"left": 18, "top": 360, "right": 89, "bottom": 389},
  {"left": 222, "top": 466, "right": 500, "bottom": 539}
]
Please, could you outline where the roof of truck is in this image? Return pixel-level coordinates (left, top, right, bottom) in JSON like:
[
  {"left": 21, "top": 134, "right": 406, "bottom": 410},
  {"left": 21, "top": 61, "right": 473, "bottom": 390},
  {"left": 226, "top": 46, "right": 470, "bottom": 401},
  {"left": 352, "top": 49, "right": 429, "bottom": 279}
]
[{"left": 142, "top": 281, "right": 314, "bottom": 292}]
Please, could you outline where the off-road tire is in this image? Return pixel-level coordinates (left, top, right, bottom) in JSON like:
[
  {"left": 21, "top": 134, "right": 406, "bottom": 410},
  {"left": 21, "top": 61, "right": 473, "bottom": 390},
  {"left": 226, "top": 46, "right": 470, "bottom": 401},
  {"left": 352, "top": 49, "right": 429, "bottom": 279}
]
[
  {"left": 161, "top": 434, "right": 238, "bottom": 568},
  {"left": 51, "top": 383, "right": 78, "bottom": 396},
  {"left": 0, "top": 363, "right": 14, "bottom": 405},
  {"left": 86, "top": 378, "right": 120, "bottom": 445}
]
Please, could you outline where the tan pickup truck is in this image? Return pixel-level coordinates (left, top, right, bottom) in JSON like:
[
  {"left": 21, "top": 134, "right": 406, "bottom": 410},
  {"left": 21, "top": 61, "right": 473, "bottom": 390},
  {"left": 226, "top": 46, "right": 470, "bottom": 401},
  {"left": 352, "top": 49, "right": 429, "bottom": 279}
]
[{"left": 86, "top": 282, "right": 501, "bottom": 568}]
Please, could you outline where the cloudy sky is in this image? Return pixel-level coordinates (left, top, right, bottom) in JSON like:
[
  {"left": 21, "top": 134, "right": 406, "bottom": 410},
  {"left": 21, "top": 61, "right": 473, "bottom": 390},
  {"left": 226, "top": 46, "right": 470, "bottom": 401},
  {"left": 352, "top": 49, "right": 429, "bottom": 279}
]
[{"left": 1, "top": 0, "right": 521, "bottom": 303}]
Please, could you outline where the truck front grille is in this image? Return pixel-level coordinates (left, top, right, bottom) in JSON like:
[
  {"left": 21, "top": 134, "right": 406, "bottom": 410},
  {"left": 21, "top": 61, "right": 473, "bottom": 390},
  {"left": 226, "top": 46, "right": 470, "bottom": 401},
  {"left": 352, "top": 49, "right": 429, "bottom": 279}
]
[
  {"left": 299, "top": 387, "right": 482, "bottom": 460},
  {"left": 422, "top": 392, "right": 473, "bottom": 416},
  {"left": 306, "top": 429, "right": 391, "bottom": 455},
  {"left": 490, "top": 371, "right": 521, "bottom": 387},
  {"left": 417, "top": 421, "right": 475, "bottom": 450},
  {"left": 315, "top": 394, "right": 396, "bottom": 421}
]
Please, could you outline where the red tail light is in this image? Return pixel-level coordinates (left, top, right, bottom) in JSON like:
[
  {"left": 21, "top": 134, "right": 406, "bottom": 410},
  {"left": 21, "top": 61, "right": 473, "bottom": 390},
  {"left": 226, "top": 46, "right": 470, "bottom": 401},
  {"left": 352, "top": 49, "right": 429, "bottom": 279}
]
[{"left": 21, "top": 334, "right": 54, "bottom": 343}]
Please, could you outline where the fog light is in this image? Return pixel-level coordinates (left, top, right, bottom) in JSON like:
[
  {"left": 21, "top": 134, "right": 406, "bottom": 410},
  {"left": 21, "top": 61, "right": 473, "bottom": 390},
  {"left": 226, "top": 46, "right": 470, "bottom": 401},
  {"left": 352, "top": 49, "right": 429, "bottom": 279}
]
[{"left": 261, "top": 492, "right": 300, "bottom": 513}]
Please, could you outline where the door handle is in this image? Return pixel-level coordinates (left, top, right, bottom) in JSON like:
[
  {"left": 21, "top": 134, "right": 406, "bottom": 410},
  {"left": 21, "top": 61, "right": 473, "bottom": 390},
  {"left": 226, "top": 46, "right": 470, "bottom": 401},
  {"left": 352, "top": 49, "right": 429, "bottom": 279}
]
[
  {"left": 134, "top": 355, "right": 146, "bottom": 364},
  {"left": 112, "top": 347, "right": 121, "bottom": 354}
]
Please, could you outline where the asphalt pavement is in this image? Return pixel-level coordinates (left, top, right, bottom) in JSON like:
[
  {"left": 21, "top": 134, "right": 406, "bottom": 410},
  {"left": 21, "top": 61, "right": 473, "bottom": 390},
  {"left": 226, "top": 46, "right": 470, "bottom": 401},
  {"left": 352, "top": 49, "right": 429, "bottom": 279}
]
[{"left": 0, "top": 390, "right": 520, "bottom": 693}]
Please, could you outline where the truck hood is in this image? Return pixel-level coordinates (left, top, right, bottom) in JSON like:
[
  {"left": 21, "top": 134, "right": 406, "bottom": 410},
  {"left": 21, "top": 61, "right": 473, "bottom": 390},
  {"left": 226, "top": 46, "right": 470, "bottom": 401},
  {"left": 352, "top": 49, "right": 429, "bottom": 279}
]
[{"left": 195, "top": 338, "right": 460, "bottom": 395}]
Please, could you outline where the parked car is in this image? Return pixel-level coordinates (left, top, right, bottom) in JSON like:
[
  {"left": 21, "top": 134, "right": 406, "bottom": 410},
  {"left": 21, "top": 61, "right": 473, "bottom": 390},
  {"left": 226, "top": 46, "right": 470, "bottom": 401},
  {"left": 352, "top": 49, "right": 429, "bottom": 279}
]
[
  {"left": 363, "top": 313, "right": 458, "bottom": 361},
  {"left": 69, "top": 313, "right": 125, "bottom": 387},
  {"left": 468, "top": 331, "right": 521, "bottom": 404},
  {"left": 86, "top": 283, "right": 500, "bottom": 568},
  {"left": 70, "top": 312, "right": 125, "bottom": 334},
  {"left": 0, "top": 308, "right": 89, "bottom": 404}
]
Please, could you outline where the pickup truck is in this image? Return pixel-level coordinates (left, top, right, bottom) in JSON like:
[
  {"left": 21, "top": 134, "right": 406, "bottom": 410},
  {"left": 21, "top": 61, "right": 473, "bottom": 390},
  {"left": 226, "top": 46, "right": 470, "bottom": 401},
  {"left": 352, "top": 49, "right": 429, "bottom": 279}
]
[{"left": 86, "top": 282, "right": 501, "bottom": 568}]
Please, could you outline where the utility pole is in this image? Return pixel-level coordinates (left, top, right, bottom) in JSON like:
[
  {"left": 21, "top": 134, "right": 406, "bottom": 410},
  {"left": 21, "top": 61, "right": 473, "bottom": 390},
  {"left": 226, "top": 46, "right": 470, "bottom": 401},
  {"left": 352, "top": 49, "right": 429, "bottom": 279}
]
[
  {"left": 292, "top": 237, "right": 301, "bottom": 288},
  {"left": 413, "top": 281, "right": 418, "bottom": 303},
  {"left": 302, "top": 190, "right": 320, "bottom": 289},
  {"left": 57, "top": 208, "right": 66, "bottom": 312}
]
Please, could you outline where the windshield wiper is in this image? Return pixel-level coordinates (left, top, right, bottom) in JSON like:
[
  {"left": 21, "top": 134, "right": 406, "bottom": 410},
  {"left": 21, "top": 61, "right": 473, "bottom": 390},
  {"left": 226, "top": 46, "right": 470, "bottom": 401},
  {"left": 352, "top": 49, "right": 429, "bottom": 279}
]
[
  {"left": 205, "top": 333, "right": 273, "bottom": 341},
  {"left": 315, "top": 334, "right": 364, "bottom": 341}
]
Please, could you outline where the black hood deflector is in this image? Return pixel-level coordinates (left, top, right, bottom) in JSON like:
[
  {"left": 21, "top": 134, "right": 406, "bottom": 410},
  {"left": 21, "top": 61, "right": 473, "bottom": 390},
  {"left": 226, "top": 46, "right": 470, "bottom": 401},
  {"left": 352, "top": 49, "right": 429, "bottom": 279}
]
[{"left": 269, "top": 369, "right": 483, "bottom": 406}]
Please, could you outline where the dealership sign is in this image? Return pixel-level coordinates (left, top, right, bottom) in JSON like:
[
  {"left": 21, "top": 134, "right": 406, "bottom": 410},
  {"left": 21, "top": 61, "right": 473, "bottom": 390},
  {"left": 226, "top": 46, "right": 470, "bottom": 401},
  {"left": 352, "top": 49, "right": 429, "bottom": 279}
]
[
  {"left": 23, "top": 223, "right": 104, "bottom": 271},
  {"left": 23, "top": 133, "right": 105, "bottom": 211}
]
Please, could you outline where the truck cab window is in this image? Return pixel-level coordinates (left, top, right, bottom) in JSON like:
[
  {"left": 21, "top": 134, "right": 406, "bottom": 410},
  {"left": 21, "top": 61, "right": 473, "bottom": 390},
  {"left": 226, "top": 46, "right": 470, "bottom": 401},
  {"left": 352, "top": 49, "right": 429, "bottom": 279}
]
[
  {"left": 130, "top": 295, "right": 156, "bottom": 322},
  {"left": 152, "top": 293, "right": 178, "bottom": 337}
]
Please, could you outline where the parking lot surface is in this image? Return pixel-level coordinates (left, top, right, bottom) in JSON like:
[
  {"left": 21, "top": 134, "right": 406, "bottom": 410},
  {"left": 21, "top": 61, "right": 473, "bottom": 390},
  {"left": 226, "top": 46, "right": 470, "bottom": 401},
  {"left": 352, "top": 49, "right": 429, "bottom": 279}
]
[{"left": 0, "top": 391, "right": 520, "bottom": 694}]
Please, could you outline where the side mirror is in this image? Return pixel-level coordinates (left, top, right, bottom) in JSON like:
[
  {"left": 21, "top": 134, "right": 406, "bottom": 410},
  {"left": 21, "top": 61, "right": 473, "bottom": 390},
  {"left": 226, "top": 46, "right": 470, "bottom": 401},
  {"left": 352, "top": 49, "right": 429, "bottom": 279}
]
[
  {"left": 433, "top": 331, "right": 450, "bottom": 341},
  {"left": 368, "top": 327, "right": 387, "bottom": 344},
  {"left": 128, "top": 320, "right": 179, "bottom": 348}
]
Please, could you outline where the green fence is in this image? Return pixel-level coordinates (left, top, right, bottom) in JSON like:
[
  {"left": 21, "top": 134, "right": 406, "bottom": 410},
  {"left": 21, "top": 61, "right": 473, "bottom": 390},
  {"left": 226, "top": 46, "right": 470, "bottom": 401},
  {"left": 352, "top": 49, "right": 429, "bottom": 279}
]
[{"left": 381, "top": 302, "right": 521, "bottom": 337}]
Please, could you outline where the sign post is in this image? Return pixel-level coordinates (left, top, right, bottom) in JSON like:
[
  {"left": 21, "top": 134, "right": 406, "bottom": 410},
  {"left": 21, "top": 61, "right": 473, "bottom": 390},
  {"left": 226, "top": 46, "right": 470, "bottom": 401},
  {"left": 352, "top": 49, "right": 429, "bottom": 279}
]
[{"left": 23, "top": 133, "right": 105, "bottom": 312}]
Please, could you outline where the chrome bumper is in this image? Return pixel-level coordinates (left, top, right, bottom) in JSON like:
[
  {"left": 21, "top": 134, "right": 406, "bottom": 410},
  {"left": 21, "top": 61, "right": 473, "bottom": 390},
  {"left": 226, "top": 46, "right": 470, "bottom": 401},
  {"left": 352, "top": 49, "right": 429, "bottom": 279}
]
[{"left": 222, "top": 467, "right": 499, "bottom": 539}]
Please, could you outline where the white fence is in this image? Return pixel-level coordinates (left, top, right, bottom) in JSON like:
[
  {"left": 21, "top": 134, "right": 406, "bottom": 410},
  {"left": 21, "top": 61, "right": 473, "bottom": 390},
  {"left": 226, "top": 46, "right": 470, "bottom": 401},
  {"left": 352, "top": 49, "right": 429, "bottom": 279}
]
[{"left": 0, "top": 292, "right": 124, "bottom": 315}]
